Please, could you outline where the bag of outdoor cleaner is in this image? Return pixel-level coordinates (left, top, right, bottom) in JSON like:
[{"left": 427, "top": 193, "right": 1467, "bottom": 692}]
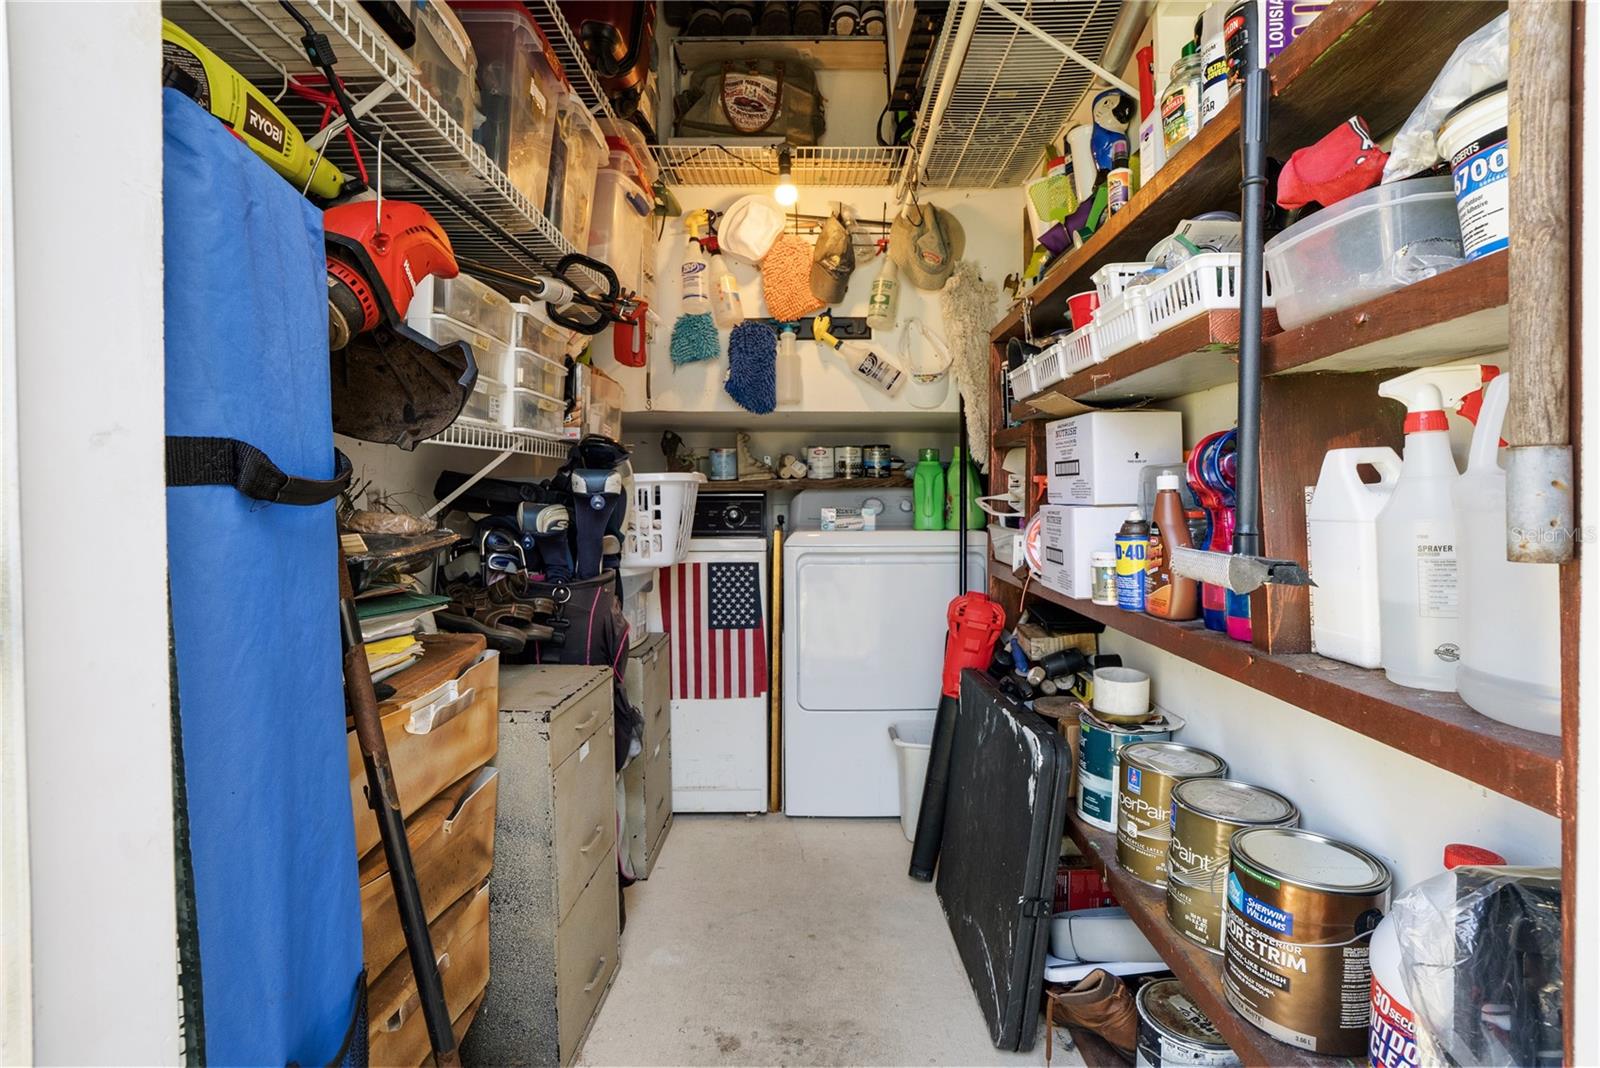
[
  {"left": 163, "top": 89, "right": 365, "bottom": 1065},
  {"left": 674, "top": 58, "right": 825, "bottom": 144}
]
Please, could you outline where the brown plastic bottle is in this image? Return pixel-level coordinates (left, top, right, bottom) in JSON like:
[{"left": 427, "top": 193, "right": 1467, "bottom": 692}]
[{"left": 1146, "top": 473, "right": 1200, "bottom": 620}]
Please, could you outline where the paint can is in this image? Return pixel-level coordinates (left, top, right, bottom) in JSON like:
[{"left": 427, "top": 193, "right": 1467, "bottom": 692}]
[
  {"left": 1116, "top": 742, "right": 1227, "bottom": 887},
  {"left": 708, "top": 447, "right": 738, "bottom": 481},
  {"left": 1134, "top": 978, "right": 1241, "bottom": 1067},
  {"left": 863, "top": 444, "right": 893, "bottom": 478},
  {"left": 1435, "top": 84, "right": 1509, "bottom": 261},
  {"left": 806, "top": 445, "right": 835, "bottom": 480},
  {"left": 1076, "top": 709, "right": 1183, "bottom": 832},
  {"left": 1223, "top": 827, "right": 1392, "bottom": 1056},
  {"left": 1165, "top": 779, "right": 1299, "bottom": 953},
  {"left": 836, "top": 445, "right": 864, "bottom": 478}
]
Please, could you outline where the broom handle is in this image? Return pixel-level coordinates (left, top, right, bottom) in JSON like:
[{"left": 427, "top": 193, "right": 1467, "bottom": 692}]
[{"left": 1233, "top": 0, "right": 1270, "bottom": 559}]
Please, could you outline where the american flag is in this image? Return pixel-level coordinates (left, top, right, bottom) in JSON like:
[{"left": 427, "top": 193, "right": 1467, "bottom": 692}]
[{"left": 657, "top": 561, "right": 767, "bottom": 700}]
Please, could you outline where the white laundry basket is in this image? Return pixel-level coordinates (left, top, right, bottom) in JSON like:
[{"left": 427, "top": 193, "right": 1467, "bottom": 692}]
[
  {"left": 890, "top": 721, "right": 934, "bottom": 842},
  {"left": 621, "top": 472, "right": 705, "bottom": 569}
]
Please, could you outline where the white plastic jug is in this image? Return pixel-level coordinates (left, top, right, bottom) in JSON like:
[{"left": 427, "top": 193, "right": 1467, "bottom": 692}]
[
  {"left": 1308, "top": 447, "right": 1402, "bottom": 668},
  {"left": 1452, "top": 375, "right": 1561, "bottom": 734}
]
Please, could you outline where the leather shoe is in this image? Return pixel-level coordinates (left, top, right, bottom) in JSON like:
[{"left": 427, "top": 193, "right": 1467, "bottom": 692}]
[{"left": 1049, "top": 968, "right": 1138, "bottom": 1062}]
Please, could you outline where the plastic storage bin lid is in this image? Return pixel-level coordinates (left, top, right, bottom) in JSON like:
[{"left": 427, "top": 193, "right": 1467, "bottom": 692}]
[{"left": 451, "top": 1, "right": 567, "bottom": 84}]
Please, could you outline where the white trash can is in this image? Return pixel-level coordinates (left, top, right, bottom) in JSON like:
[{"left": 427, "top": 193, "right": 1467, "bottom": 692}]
[{"left": 889, "top": 720, "right": 934, "bottom": 842}]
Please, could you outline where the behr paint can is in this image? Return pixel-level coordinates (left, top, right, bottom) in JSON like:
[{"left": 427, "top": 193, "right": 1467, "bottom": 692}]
[
  {"left": 1076, "top": 709, "right": 1182, "bottom": 832},
  {"left": 1165, "top": 779, "right": 1299, "bottom": 954},
  {"left": 1116, "top": 742, "right": 1227, "bottom": 887},
  {"left": 1223, "top": 827, "right": 1392, "bottom": 1056},
  {"left": 806, "top": 445, "right": 835, "bottom": 480},
  {"left": 1134, "top": 978, "right": 1240, "bottom": 1067},
  {"left": 836, "top": 445, "right": 864, "bottom": 478}
]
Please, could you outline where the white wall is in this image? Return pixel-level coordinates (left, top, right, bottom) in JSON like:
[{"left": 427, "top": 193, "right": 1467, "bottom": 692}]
[
  {"left": 593, "top": 186, "right": 1021, "bottom": 421},
  {"left": 8, "top": 3, "right": 181, "bottom": 1062}
]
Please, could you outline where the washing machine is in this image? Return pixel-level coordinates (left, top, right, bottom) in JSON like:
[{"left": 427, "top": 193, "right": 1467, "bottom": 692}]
[
  {"left": 647, "top": 490, "right": 769, "bottom": 813},
  {"left": 782, "top": 488, "right": 987, "bottom": 817}
]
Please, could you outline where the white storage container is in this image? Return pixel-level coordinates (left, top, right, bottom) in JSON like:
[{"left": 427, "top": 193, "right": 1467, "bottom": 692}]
[
  {"left": 502, "top": 346, "right": 565, "bottom": 396},
  {"left": 1307, "top": 447, "right": 1402, "bottom": 669},
  {"left": 1263, "top": 176, "right": 1463, "bottom": 329},
  {"left": 505, "top": 387, "right": 563, "bottom": 437},
  {"left": 1033, "top": 504, "right": 1130, "bottom": 598},
  {"left": 588, "top": 168, "right": 653, "bottom": 297},
  {"left": 1046, "top": 410, "right": 1183, "bottom": 506},
  {"left": 1091, "top": 289, "right": 1152, "bottom": 359},
  {"left": 889, "top": 720, "right": 934, "bottom": 842},
  {"left": 1030, "top": 340, "right": 1066, "bottom": 392},
  {"left": 513, "top": 300, "right": 574, "bottom": 358},
  {"left": 1007, "top": 359, "right": 1037, "bottom": 401},
  {"left": 409, "top": 273, "right": 514, "bottom": 342},
  {"left": 1059, "top": 323, "right": 1102, "bottom": 379},
  {"left": 409, "top": 312, "right": 511, "bottom": 396},
  {"left": 1142, "top": 252, "right": 1276, "bottom": 337},
  {"left": 457, "top": 374, "right": 507, "bottom": 427},
  {"left": 621, "top": 473, "right": 705, "bottom": 569},
  {"left": 1091, "top": 261, "right": 1158, "bottom": 302}
]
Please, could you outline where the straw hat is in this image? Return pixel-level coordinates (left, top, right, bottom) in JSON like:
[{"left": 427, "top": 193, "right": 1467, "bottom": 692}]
[{"left": 891, "top": 201, "right": 965, "bottom": 290}]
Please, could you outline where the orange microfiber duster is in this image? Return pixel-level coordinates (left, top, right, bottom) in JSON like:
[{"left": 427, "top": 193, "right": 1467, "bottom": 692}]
[{"left": 761, "top": 233, "right": 827, "bottom": 322}]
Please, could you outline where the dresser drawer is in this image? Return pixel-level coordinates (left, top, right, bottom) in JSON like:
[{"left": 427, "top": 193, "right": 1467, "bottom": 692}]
[
  {"left": 627, "top": 636, "right": 671, "bottom": 754},
  {"left": 645, "top": 730, "right": 672, "bottom": 850},
  {"left": 555, "top": 864, "right": 619, "bottom": 1065},
  {"left": 369, "top": 880, "right": 490, "bottom": 1068},
  {"left": 553, "top": 722, "right": 616, "bottom": 923}
]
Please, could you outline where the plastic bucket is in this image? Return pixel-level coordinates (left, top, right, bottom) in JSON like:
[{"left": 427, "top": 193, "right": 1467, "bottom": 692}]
[
  {"left": 889, "top": 721, "right": 934, "bottom": 842},
  {"left": 1436, "top": 84, "right": 1509, "bottom": 261}
]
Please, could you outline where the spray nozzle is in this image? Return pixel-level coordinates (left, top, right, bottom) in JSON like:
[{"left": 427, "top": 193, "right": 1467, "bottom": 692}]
[
  {"left": 812, "top": 313, "right": 840, "bottom": 349},
  {"left": 1378, "top": 361, "right": 1501, "bottom": 432},
  {"left": 685, "top": 208, "right": 711, "bottom": 240}
]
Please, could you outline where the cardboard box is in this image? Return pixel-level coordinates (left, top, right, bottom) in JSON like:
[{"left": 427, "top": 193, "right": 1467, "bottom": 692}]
[
  {"left": 1035, "top": 504, "right": 1128, "bottom": 599},
  {"left": 1046, "top": 411, "right": 1183, "bottom": 505}
]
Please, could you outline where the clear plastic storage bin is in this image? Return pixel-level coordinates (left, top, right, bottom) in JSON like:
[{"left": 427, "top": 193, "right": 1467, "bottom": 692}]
[
  {"left": 1263, "top": 176, "right": 1463, "bottom": 329},
  {"left": 458, "top": 375, "right": 506, "bottom": 426},
  {"left": 409, "top": 273, "right": 513, "bottom": 343},
  {"left": 588, "top": 168, "right": 653, "bottom": 296},
  {"left": 406, "top": 0, "right": 479, "bottom": 135},
  {"left": 502, "top": 346, "right": 566, "bottom": 396},
  {"left": 407, "top": 311, "right": 510, "bottom": 376},
  {"left": 454, "top": 4, "right": 561, "bottom": 212},
  {"left": 507, "top": 387, "right": 563, "bottom": 437},
  {"left": 546, "top": 91, "right": 606, "bottom": 250}
]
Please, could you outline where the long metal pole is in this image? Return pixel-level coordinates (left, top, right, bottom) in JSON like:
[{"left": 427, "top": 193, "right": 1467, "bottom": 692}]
[{"left": 1232, "top": 0, "right": 1269, "bottom": 560}]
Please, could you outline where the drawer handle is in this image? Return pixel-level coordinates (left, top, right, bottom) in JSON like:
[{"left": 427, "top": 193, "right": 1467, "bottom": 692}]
[
  {"left": 570, "top": 709, "right": 604, "bottom": 735},
  {"left": 584, "top": 956, "right": 608, "bottom": 993},
  {"left": 654, "top": 795, "right": 667, "bottom": 815},
  {"left": 579, "top": 824, "right": 605, "bottom": 854}
]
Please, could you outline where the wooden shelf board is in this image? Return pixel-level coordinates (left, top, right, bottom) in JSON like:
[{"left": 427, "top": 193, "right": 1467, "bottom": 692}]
[
  {"left": 708, "top": 475, "right": 912, "bottom": 492},
  {"left": 990, "top": 562, "right": 1562, "bottom": 815},
  {"left": 1065, "top": 812, "right": 1360, "bottom": 1068},
  {"left": 991, "top": 0, "right": 1507, "bottom": 344},
  {"left": 1265, "top": 253, "right": 1510, "bottom": 376},
  {"left": 992, "top": 425, "right": 1030, "bottom": 449}
]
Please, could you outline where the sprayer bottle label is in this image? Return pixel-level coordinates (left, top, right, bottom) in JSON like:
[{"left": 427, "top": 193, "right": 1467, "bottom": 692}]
[
  {"left": 1413, "top": 522, "right": 1458, "bottom": 619},
  {"left": 856, "top": 352, "right": 902, "bottom": 392}
]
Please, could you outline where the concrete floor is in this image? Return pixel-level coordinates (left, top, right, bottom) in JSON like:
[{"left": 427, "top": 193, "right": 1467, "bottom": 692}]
[{"left": 578, "top": 815, "right": 1083, "bottom": 1067}]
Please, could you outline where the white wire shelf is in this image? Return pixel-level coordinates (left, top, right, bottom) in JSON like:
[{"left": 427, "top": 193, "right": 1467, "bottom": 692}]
[
  {"left": 423, "top": 423, "right": 572, "bottom": 460},
  {"left": 911, "top": 0, "right": 1124, "bottom": 189},
  {"left": 526, "top": 0, "right": 621, "bottom": 127},
  {"left": 162, "top": 0, "right": 577, "bottom": 276},
  {"left": 651, "top": 145, "right": 913, "bottom": 187}
]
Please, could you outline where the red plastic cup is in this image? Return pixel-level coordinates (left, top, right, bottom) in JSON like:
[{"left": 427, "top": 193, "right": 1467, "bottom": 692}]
[{"left": 1068, "top": 290, "right": 1100, "bottom": 329}]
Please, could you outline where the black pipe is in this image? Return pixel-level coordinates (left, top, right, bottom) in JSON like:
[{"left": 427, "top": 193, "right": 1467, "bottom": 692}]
[{"left": 1232, "top": 0, "right": 1269, "bottom": 560}]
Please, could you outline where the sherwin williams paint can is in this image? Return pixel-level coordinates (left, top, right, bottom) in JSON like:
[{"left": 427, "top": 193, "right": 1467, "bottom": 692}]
[
  {"left": 1224, "top": 827, "right": 1392, "bottom": 1056},
  {"left": 836, "top": 445, "right": 864, "bottom": 478},
  {"left": 1116, "top": 742, "right": 1227, "bottom": 887},
  {"left": 1166, "top": 779, "right": 1300, "bottom": 953},
  {"left": 863, "top": 444, "right": 893, "bottom": 477},
  {"left": 806, "top": 445, "right": 835, "bottom": 480},
  {"left": 1134, "top": 978, "right": 1241, "bottom": 1067},
  {"left": 1076, "top": 710, "right": 1181, "bottom": 832}
]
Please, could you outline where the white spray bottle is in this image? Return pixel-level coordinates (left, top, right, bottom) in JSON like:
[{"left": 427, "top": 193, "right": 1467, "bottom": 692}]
[
  {"left": 1373, "top": 361, "right": 1498, "bottom": 691},
  {"left": 812, "top": 313, "right": 905, "bottom": 395}
]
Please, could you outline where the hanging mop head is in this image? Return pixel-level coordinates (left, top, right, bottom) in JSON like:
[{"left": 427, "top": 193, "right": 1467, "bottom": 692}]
[
  {"left": 670, "top": 311, "right": 718, "bottom": 365},
  {"left": 725, "top": 321, "right": 778, "bottom": 414},
  {"left": 761, "top": 233, "right": 827, "bottom": 322}
]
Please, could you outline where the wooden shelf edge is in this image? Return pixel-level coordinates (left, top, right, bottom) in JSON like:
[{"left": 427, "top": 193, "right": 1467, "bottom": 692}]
[
  {"left": 705, "top": 476, "right": 912, "bottom": 492},
  {"left": 988, "top": 561, "right": 1562, "bottom": 814},
  {"left": 1064, "top": 813, "right": 1358, "bottom": 1068}
]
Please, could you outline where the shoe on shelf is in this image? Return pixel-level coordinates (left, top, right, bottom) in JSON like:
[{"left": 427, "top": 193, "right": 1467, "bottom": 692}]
[
  {"left": 758, "top": 0, "right": 792, "bottom": 34},
  {"left": 791, "top": 0, "right": 826, "bottom": 35},
  {"left": 1046, "top": 969, "right": 1138, "bottom": 1063},
  {"left": 685, "top": 2, "right": 723, "bottom": 36},
  {"left": 722, "top": 1, "right": 756, "bottom": 35}
]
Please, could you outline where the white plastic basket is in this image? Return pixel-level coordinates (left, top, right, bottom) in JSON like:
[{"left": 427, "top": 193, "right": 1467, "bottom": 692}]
[
  {"left": 1031, "top": 341, "right": 1066, "bottom": 392},
  {"left": 621, "top": 473, "right": 705, "bottom": 569},
  {"left": 1091, "top": 262, "right": 1158, "bottom": 303},
  {"left": 1059, "top": 323, "right": 1102, "bottom": 379},
  {"left": 1143, "top": 252, "right": 1277, "bottom": 337},
  {"left": 1007, "top": 360, "right": 1036, "bottom": 401},
  {"left": 1091, "top": 289, "right": 1153, "bottom": 359}
]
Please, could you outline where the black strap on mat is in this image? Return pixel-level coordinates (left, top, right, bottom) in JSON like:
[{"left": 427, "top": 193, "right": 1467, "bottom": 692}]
[{"left": 166, "top": 436, "right": 352, "bottom": 506}]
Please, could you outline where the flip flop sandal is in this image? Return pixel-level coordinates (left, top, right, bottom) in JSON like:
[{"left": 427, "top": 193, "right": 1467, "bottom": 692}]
[{"left": 438, "top": 581, "right": 537, "bottom": 653}]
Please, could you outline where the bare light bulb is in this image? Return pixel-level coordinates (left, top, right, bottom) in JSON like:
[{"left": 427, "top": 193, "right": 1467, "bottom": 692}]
[{"left": 774, "top": 144, "right": 798, "bottom": 206}]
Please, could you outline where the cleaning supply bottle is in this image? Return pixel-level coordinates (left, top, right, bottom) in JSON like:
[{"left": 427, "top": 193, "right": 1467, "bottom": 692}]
[
  {"left": 1453, "top": 373, "right": 1560, "bottom": 734},
  {"left": 1146, "top": 474, "right": 1199, "bottom": 619},
  {"left": 867, "top": 254, "right": 899, "bottom": 331},
  {"left": 1307, "top": 447, "right": 1403, "bottom": 668},
  {"left": 775, "top": 324, "right": 803, "bottom": 407},
  {"left": 944, "top": 449, "right": 984, "bottom": 531},
  {"left": 1374, "top": 361, "right": 1497, "bottom": 691},
  {"left": 1187, "top": 429, "right": 1238, "bottom": 632},
  {"left": 913, "top": 448, "right": 945, "bottom": 531},
  {"left": 813, "top": 313, "right": 905, "bottom": 395},
  {"left": 706, "top": 243, "right": 744, "bottom": 329},
  {"left": 1106, "top": 140, "right": 1133, "bottom": 214},
  {"left": 680, "top": 238, "right": 710, "bottom": 315},
  {"left": 1368, "top": 844, "right": 1507, "bottom": 1068},
  {"left": 1198, "top": 2, "right": 1231, "bottom": 127},
  {"left": 1114, "top": 510, "right": 1149, "bottom": 611}
]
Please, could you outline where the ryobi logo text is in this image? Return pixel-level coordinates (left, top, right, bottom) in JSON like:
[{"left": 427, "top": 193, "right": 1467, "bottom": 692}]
[{"left": 244, "top": 96, "right": 287, "bottom": 153}]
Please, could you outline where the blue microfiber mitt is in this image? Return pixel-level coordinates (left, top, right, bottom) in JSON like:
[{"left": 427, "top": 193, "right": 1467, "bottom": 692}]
[
  {"left": 724, "top": 321, "right": 777, "bottom": 414},
  {"left": 670, "top": 312, "right": 718, "bottom": 365}
]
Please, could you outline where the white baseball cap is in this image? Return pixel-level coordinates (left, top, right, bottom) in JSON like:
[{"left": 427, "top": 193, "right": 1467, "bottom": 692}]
[{"left": 717, "top": 194, "right": 787, "bottom": 264}]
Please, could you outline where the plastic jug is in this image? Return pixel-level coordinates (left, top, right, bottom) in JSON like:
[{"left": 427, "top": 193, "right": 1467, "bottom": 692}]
[
  {"left": 1452, "top": 374, "right": 1561, "bottom": 734},
  {"left": 944, "top": 449, "right": 984, "bottom": 531},
  {"left": 913, "top": 448, "right": 945, "bottom": 530},
  {"left": 1307, "top": 447, "right": 1402, "bottom": 668}
]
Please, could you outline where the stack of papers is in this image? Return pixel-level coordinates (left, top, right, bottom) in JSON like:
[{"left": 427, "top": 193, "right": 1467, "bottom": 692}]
[{"left": 357, "top": 592, "right": 449, "bottom": 682}]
